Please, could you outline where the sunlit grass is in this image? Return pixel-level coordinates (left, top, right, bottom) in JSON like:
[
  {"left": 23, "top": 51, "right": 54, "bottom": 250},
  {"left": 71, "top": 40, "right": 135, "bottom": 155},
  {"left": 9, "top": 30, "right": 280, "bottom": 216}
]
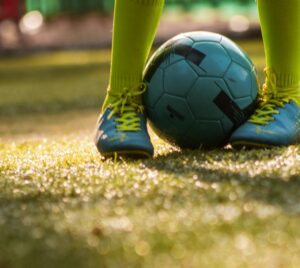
[
  {"left": 2, "top": 135, "right": 300, "bottom": 268},
  {"left": 4, "top": 41, "right": 300, "bottom": 268}
]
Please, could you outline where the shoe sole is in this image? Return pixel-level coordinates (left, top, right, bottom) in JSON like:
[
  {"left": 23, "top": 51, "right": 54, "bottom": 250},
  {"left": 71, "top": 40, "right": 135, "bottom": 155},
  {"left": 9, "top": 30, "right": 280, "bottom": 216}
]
[
  {"left": 230, "top": 140, "right": 275, "bottom": 149},
  {"left": 101, "top": 150, "right": 153, "bottom": 159}
]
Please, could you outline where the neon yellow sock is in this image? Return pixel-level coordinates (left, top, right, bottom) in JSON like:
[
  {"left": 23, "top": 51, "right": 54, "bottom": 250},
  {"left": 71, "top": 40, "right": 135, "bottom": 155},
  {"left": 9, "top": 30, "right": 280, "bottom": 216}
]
[
  {"left": 258, "top": 0, "right": 300, "bottom": 88},
  {"left": 102, "top": 0, "right": 165, "bottom": 111}
]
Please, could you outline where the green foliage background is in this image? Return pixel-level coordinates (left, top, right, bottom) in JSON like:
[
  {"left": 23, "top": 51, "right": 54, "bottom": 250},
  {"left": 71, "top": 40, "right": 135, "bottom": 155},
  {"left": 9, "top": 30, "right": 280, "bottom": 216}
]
[{"left": 26, "top": 0, "right": 256, "bottom": 17}]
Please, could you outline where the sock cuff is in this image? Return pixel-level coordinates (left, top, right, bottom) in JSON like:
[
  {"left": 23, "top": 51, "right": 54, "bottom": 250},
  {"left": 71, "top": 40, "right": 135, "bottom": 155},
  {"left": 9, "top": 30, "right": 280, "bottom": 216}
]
[
  {"left": 129, "top": 0, "right": 164, "bottom": 6},
  {"left": 266, "top": 68, "right": 300, "bottom": 88},
  {"left": 109, "top": 72, "right": 142, "bottom": 94}
]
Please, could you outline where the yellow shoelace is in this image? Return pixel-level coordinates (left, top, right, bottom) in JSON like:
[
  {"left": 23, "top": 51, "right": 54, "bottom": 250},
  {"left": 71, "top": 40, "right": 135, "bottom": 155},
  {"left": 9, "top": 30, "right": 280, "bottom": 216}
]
[
  {"left": 249, "top": 69, "right": 300, "bottom": 125},
  {"left": 108, "top": 84, "right": 146, "bottom": 132}
]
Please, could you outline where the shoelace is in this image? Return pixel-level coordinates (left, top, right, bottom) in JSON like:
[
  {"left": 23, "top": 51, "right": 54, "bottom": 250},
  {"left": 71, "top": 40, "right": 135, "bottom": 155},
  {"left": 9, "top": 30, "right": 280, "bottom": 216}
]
[
  {"left": 249, "top": 68, "right": 300, "bottom": 125},
  {"left": 107, "top": 84, "right": 146, "bottom": 132}
]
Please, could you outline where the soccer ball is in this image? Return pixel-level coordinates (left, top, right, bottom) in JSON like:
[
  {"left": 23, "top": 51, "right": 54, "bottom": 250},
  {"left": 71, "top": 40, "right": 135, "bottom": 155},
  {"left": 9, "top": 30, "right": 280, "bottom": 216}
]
[{"left": 143, "top": 31, "right": 259, "bottom": 149}]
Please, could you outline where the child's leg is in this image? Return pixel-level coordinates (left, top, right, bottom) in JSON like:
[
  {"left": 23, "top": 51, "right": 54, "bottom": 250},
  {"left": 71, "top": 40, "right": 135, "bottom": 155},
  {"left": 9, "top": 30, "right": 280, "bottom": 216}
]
[
  {"left": 95, "top": 0, "right": 164, "bottom": 158},
  {"left": 102, "top": 0, "right": 165, "bottom": 110},
  {"left": 258, "top": 0, "right": 300, "bottom": 86},
  {"left": 230, "top": 0, "right": 300, "bottom": 147}
]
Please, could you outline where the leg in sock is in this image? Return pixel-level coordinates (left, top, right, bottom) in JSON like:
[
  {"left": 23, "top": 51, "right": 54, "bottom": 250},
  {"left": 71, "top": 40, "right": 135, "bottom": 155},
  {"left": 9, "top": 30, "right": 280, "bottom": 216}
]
[
  {"left": 258, "top": 0, "right": 300, "bottom": 87},
  {"left": 102, "top": 0, "right": 165, "bottom": 111}
]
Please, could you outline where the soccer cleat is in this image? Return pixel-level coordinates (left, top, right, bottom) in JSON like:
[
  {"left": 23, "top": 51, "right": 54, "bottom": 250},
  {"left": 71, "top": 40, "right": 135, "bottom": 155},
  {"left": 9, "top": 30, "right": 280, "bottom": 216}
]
[
  {"left": 95, "top": 84, "right": 154, "bottom": 158},
  {"left": 230, "top": 69, "right": 300, "bottom": 148}
]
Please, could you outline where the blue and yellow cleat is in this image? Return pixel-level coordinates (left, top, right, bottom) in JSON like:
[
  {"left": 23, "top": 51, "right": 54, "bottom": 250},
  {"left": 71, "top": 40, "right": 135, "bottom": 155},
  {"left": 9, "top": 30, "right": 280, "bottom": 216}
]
[
  {"left": 230, "top": 69, "right": 300, "bottom": 148},
  {"left": 95, "top": 84, "right": 154, "bottom": 158}
]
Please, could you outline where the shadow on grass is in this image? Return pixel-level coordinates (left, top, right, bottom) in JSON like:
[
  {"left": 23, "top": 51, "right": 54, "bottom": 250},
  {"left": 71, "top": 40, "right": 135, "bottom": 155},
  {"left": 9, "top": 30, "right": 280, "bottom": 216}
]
[
  {"left": 144, "top": 147, "right": 300, "bottom": 213},
  {"left": 0, "top": 193, "right": 110, "bottom": 268}
]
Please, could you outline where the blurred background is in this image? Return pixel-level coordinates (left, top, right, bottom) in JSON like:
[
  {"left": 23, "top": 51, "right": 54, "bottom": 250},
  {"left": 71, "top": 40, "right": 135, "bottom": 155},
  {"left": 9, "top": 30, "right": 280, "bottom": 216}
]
[
  {"left": 0, "top": 0, "right": 260, "bottom": 52},
  {"left": 0, "top": 0, "right": 264, "bottom": 135}
]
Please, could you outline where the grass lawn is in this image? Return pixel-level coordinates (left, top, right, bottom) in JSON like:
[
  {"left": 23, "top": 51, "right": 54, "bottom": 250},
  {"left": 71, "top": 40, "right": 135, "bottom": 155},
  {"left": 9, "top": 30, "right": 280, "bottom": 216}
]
[{"left": 2, "top": 40, "right": 300, "bottom": 268}]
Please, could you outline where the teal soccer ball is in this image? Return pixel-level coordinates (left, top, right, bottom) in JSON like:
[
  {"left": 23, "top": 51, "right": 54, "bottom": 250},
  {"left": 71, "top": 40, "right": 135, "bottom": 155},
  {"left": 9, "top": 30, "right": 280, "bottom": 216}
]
[{"left": 143, "top": 31, "right": 259, "bottom": 149}]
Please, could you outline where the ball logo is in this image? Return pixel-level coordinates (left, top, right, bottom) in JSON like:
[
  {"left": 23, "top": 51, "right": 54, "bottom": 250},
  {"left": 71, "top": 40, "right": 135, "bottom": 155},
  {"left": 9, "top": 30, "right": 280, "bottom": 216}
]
[{"left": 166, "top": 105, "right": 185, "bottom": 121}]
